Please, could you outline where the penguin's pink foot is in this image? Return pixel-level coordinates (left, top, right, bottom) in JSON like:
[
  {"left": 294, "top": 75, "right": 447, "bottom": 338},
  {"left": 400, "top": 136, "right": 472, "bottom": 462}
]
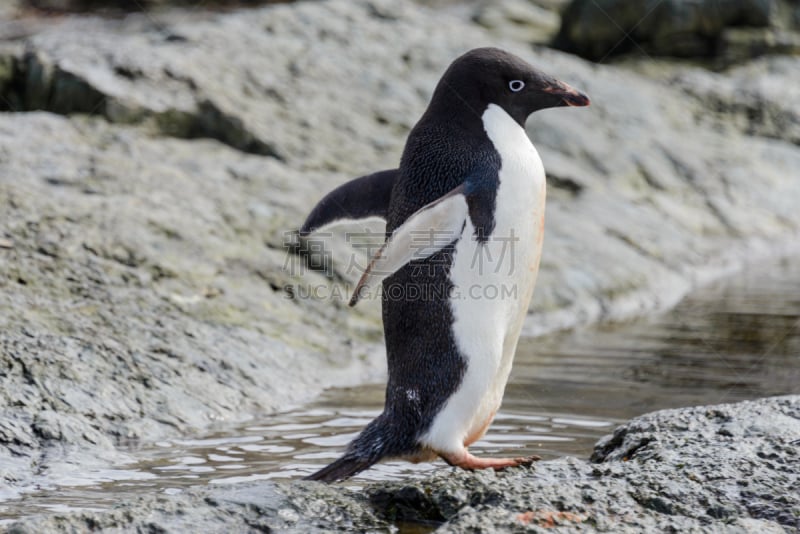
[{"left": 441, "top": 451, "right": 541, "bottom": 471}]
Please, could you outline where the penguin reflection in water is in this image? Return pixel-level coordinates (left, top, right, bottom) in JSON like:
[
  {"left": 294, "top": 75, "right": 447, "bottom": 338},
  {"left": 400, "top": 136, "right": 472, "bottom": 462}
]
[{"left": 300, "top": 48, "right": 589, "bottom": 482}]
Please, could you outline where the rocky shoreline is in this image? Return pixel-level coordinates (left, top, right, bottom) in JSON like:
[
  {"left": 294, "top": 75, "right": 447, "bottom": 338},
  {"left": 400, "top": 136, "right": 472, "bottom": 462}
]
[
  {"left": 1, "top": 0, "right": 800, "bottom": 530},
  {"left": 8, "top": 396, "right": 799, "bottom": 532}
]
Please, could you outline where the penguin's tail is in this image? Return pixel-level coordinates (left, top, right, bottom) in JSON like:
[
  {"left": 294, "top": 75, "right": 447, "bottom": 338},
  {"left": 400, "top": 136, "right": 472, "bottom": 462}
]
[
  {"left": 304, "top": 452, "right": 377, "bottom": 482},
  {"left": 304, "top": 416, "right": 409, "bottom": 483}
]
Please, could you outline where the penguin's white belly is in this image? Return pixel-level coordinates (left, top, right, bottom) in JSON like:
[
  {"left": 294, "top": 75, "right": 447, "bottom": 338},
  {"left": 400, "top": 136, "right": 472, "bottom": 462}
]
[{"left": 420, "top": 104, "right": 546, "bottom": 455}]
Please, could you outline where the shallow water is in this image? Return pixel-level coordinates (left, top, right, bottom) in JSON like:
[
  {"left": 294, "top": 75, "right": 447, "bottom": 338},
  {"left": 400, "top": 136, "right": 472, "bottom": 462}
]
[{"left": 1, "top": 255, "right": 798, "bottom": 521}]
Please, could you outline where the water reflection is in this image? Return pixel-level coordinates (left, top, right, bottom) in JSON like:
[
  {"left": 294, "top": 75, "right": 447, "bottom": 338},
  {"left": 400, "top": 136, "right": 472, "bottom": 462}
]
[
  {"left": 130, "top": 398, "right": 611, "bottom": 488},
  {"left": 508, "top": 255, "right": 798, "bottom": 420}
]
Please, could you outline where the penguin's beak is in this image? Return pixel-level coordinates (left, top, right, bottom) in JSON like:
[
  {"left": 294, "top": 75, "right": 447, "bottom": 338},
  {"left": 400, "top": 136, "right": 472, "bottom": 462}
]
[{"left": 544, "top": 82, "right": 590, "bottom": 107}]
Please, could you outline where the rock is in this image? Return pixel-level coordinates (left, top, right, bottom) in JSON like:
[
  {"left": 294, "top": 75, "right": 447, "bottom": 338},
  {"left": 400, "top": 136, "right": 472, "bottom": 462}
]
[
  {"left": 8, "top": 396, "right": 799, "bottom": 532},
  {"left": 554, "top": 0, "right": 779, "bottom": 60},
  {"left": 529, "top": 0, "right": 572, "bottom": 12},
  {"left": 0, "top": 47, "right": 16, "bottom": 97},
  {"left": 721, "top": 27, "right": 800, "bottom": 63},
  {"left": 19, "top": 0, "right": 293, "bottom": 12},
  {"left": 5, "top": 481, "right": 385, "bottom": 532},
  {"left": 673, "top": 55, "right": 800, "bottom": 145},
  {"left": 1, "top": 0, "right": 798, "bottom": 337},
  {"left": 0, "top": 111, "right": 386, "bottom": 497},
  {"left": 473, "top": 0, "right": 561, "bottom": 43},
  {"left": 0, "top": 3, "right": 21, "bottom": 21}
]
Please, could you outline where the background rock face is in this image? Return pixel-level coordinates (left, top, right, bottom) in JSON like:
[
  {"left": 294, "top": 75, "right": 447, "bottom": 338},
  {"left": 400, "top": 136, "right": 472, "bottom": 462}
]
[
  {"left": 3, "top": 0, "right": 800, "bottom": 333},
  {"left": 15, "top": 0, "right": 293, "bottom": 12},
  {"left": 555, "top": 0, "right": 800, "bottom": 61},
  {"left": 0, "top": 0, "right": 799, "bottom": 527}
]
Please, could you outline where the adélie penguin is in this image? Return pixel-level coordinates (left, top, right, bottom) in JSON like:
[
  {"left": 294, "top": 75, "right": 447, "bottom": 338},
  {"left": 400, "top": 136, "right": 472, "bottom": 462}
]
[{"left": 300, "top": 47, "right": 589, "bottom": 482}]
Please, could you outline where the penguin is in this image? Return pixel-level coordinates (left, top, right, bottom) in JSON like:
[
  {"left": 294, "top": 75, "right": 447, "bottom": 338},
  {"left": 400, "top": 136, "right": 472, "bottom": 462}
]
[{"left": 300, "top": 47, "right": 589, "bottom": 482}]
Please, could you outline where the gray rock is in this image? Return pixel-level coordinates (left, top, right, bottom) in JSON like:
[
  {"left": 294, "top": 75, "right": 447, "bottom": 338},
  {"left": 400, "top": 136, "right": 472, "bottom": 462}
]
[
  {"left": 8, "top": 396, "right": 799, "bottom": 532},
  {"left": 554, "top": 0, "right": 779, "bottom": 60},
  {"left": 2, "top": 0, "right": 799, "bottom": 336},
  {"left": 0, "top": 111, "right": 385, "bottom": 497},
  {"left": 721, "top": 27, "right": 800, "bottom": 63},
  {"left": 5, "top": 481, "right": 385, "bottom": 533},
  {"left": 674, "top": 55, "right": 800, "bottom": 145},
  {"left": 473, "top": 0, "right": 561, "bottom": 43},
  {"left": 0, "top": 2, "right": 22, "bottom": 20},
  {"left": 366, "top": 396, "right": 800, "bottom": 532},
  {"left": 18, "top": 0, "right": 290, "bottom": 11}
]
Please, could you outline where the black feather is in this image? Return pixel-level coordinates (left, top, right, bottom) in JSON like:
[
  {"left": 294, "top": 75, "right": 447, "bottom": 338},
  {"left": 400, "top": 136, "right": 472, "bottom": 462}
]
[
  {"left": 305, "top": 414, "right": 416, "bottom": 483},
  {"left": 305, "top": 453, "right": 377, "bottom": 482},
  {"left": 300, "top": 169, "right": 398, "bottom": 236}
]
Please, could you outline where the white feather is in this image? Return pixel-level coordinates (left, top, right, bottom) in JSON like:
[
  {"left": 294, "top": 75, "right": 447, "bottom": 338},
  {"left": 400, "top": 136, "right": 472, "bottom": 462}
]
[{"left": 349, "top": 190, "right": 468, "bottom": 306}]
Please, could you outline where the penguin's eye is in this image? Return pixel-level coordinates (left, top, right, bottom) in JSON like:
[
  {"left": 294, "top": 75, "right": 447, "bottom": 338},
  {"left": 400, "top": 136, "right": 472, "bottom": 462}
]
[{"left": 509, "top": 80, "right": 525, "bottom": 92}]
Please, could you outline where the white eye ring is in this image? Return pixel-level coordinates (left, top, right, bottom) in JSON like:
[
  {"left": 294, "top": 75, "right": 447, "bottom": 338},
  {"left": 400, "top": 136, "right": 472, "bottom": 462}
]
[{"left": 509, "top": 80, "right": 525, "bottom": 92}]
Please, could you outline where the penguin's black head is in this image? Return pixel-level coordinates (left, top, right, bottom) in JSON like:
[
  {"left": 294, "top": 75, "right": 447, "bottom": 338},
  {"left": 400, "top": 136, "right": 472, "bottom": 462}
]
[{"left": 430, "top": 47, "right": 590, "bottom": 127}]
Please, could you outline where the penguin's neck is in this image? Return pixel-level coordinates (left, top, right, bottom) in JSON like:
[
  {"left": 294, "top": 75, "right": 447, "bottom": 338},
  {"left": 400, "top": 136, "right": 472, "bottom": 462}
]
[
  {"left": 480, "top": 102, "right": 547, "bottom": 235},
  {"left": 480, "top": 103, "right": 538, "bottom": 170}
]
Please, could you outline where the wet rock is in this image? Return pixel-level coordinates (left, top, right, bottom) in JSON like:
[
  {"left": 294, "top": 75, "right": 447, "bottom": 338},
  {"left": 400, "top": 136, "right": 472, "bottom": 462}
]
[
  {"left": 554, "top": 0, "right": 781, "bottom": 60},
  {"left": 5, "top": 481, "right": 385, "bottom": 532},
  {"left": 8, "top": 396, "right": 798, "bottom": 532},
  {"left": 369, "top": 396, "right": 800, "bottom": 532}
]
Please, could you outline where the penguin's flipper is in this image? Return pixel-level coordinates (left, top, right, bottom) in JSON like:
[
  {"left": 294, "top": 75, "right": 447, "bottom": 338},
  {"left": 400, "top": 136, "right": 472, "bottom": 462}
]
[
  {"left": 300, "top": 169, "right": 399, "bottom": 236},
  {"left": 349, "top": 184, "right": 468, "bottom": 307}
]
